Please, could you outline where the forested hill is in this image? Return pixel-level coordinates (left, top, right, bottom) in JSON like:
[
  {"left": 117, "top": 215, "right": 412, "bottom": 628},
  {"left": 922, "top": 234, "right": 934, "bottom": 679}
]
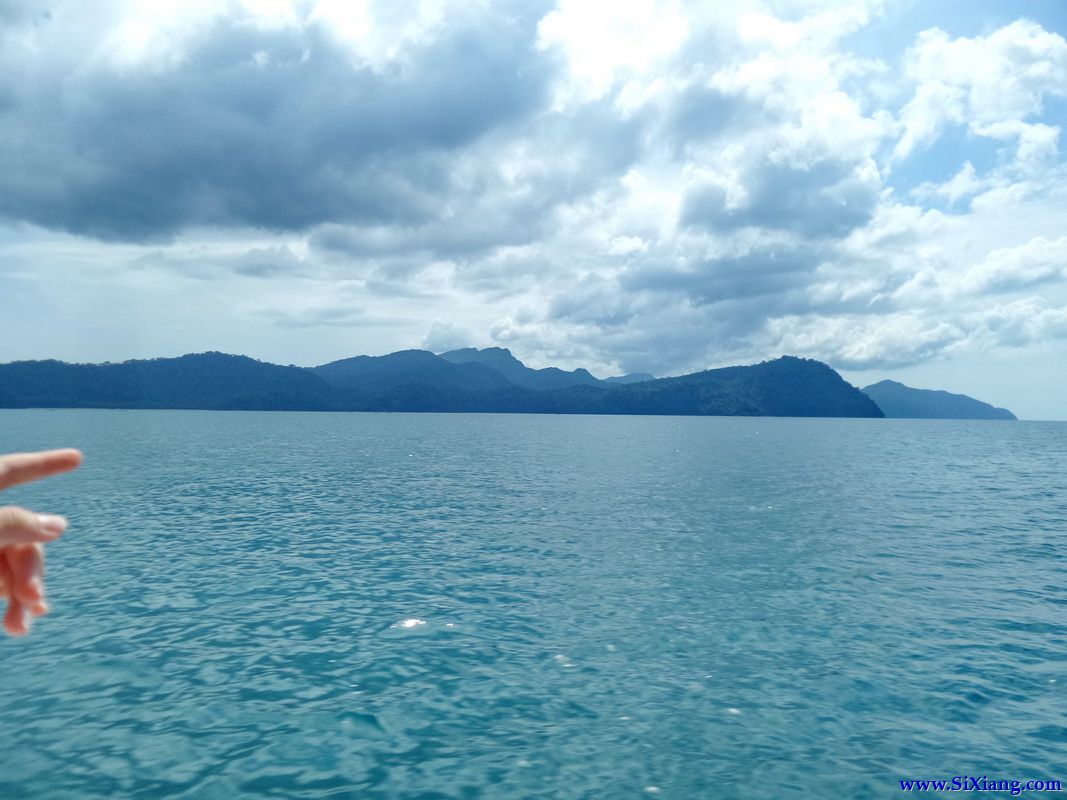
[
  {"left": 862, "top": 380, "right": 1016, "bottom": 420},
  {"left": 0, "top": 351, "right": 884, "bottom": 418}
]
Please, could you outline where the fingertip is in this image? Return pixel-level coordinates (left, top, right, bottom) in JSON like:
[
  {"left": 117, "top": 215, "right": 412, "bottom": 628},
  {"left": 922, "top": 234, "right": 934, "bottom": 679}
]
[
  {"left": 36, "top": 514, "right": 68, "bottom": 538},
  {"left": 4, "top": 599, "right": 28, "bottom": 636}
]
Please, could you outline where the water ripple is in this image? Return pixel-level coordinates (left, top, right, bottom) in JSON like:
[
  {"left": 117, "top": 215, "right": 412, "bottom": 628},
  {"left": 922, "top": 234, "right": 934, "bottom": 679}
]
[{"left": 0, "top": 411, "right": 1065, "bottom": 798}]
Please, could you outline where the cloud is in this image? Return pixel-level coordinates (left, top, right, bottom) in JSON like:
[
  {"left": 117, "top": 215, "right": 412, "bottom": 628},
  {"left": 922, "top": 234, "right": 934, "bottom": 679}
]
[
  {"left": 764, "top": 312, "right": 967, "bottom": 370},
  {"left": 251, "top": 302, "right": 411, "bottom": 329},
  {"left": 757, "top": 292, "right": 1067, "bottom": 371},
  {"left": 682, "top": 157, "right": 880, "bottom": 238},
  {"left": 606, "top": 235, "right": 648, "bottom": 256},
  {"left": 548, "top": 273, "right": 636, "bottom": 327},
  {"left": 0, "top": 1, "right": 553, "bottom": 240},
  {"left": 623, "top": 242, "right": 825, "bottom": 308},
  {"left": 422, "top": 319, "right": 476, "bottom": 352},
  {"left": 894, "top": 21, "right": 1067, "bottom": 163},
  {"left": 959, "top": 236, "right": 1067, "bottom": 295},
  {"left": 972, "top": 297, "right": 1067, "bottom": 348},
  {"left": 232, "top": 245, "right": 306, "bottom": 278},
  {"left": 132, "top": 243, "right": 311, "bottom": 279},
  {"left": 913, "top": 161, "right": 984, "bottom": 207},
  {"left": 308, "top": 195, "right": 547, "bottom": 260}
]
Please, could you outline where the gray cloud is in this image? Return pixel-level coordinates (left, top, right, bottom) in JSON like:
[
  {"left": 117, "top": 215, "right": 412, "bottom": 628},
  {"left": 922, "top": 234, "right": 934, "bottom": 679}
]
[
  {"left": 664, "top": 85, "right": 757, "bottom": 156},
  {"left": 253, "top": 304, "right": 412, "bottom": 329},
  {"left": 231, "top": 246, "right": 305, "bottom": 278},
  {"left": 310, "top": 209, "right": 544, "bottom": 262},
  {"left": 682, "top": 158, "right": 879, "bottom": 238},
  {"left": 132, "top": 244, "right": 309, "bottom": 279},
  {"left": 547, "top": 273, "right": 637, "bottom": 327},
  {"left": 0, "top": 3, "right": 553, "bottom": 240},
  {"left": 307, "top": 94, "right": 649, "bottom": 263},
  {"left": 622, "top": 244, "right": 826, "bottom": 308}
]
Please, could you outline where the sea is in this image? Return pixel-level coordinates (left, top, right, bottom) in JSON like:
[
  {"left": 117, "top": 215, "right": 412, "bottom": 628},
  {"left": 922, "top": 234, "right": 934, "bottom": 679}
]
[{"left": 0, "top": 409, "right": 1065, "bottom": 799}]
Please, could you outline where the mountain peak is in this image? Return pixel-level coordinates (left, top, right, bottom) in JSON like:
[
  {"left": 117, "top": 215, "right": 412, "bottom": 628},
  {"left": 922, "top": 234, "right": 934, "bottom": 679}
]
[
  {"left": 440, "top": 346, "right": 520, "bottom": 364},
  {"left": 439, "top": 347, "right": 601, "bottom": 390}
]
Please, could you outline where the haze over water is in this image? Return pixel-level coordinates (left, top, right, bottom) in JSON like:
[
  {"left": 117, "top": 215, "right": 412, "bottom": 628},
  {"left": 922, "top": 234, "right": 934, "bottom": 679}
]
[{"left": 1, "top": 409, "right": 1065, "bottom": 798}]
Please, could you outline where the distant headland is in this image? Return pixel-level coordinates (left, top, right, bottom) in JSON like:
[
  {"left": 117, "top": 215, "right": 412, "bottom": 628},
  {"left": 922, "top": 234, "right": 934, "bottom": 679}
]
[
  {"left": 862, "top": 380, "right": 1017, "bottom": 420},
  {"left": 0, "top": 348, "right": 1015, "bottom": 420}
]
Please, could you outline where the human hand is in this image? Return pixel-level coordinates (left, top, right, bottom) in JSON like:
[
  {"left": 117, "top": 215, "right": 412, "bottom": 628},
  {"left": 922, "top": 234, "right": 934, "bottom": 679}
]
[{"left": 0, "top": 449, "right": 82, "bottom": 636}]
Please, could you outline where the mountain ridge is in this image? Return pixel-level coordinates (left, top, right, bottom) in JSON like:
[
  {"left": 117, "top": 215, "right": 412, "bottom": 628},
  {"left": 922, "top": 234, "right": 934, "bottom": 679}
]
[{"left": 0, "top": 350, "right": 883, "bottom": 418}]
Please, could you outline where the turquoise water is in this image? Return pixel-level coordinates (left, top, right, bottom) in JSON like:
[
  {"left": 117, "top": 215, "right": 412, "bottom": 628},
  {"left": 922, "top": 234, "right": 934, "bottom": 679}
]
[{"left": 1, "top": 410, "right": 1065, "bottom": 799}]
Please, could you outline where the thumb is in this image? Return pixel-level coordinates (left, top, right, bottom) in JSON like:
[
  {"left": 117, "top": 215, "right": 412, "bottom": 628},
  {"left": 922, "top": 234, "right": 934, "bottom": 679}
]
[{"left": 0, "top": 507, "right": 67, "bottom": 546}]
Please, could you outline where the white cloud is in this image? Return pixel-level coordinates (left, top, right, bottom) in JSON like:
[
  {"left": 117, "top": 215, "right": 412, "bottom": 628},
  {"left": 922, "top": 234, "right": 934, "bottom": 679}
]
[
  {"left": 537, "top": 0, "right": 692, "bottom": 107},
  {"left": 423, "top": 319, "right": 476, "bottom": 352},
  {"left": 607, "top": 235, "right": 649, "bottom": 256},
  {"left": 913, "top": 161, "right": 984, "bottom": 206},
  {"left": 765, "top": 312, "right": 966, "bottom": 369},
  {"left": 959, "top": 236, "right": 1067, "bottom": 294},
  {"left": 894, "top": 21, "right": 1067, "bottom": 162},
  {"left": 968, "top": 296, "right": 1067, "bottom": 350}
]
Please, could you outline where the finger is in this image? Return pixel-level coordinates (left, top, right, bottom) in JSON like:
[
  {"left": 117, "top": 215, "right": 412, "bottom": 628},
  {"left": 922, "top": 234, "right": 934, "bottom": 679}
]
[
  {"left": 8, "top": 545, "right": 47, "bottom": 614},
  {"left": 29, "top": 553, "right": 48, "bottom": 615},
  {"left": 0, "top": 559, "right": 29, "bottom": 636},
  {"left": 0, "top": 507, "right": 67, "bottom": 545},
  {"left": 26, "top": 546, "right": 48, "bottom": 616},
  {"left": 0, "top": 449, "right": 83, "bottom": 492},
  {"left": 3, "top": 595, "right": 29, "bottom": 636}
]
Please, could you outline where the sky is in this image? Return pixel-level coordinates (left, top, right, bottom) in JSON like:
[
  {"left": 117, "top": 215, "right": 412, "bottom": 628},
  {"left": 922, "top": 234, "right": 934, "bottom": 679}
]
[{"left": 1, "top": 0, "right": 1066, "bottom": 419}]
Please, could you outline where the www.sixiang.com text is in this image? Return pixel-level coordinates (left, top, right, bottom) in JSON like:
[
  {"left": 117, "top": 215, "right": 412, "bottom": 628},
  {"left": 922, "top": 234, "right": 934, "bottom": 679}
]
[{"left": 899, "top": 777, "right": 1063, "bottom": 795}]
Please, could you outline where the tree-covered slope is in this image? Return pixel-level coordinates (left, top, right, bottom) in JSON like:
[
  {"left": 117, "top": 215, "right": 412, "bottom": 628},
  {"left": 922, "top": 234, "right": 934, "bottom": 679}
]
[
  {"left": 559, "top": 356, "right": 884, "bottom": 417},
  {"left": 0, "top": 353, "right": 338, "bottom": 410},
  {"left": 862, "top": 380, "right": 1016, "bottom": 420},
  {"left": 313, "top": 350, "right": 514, "bottom": 393}
]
